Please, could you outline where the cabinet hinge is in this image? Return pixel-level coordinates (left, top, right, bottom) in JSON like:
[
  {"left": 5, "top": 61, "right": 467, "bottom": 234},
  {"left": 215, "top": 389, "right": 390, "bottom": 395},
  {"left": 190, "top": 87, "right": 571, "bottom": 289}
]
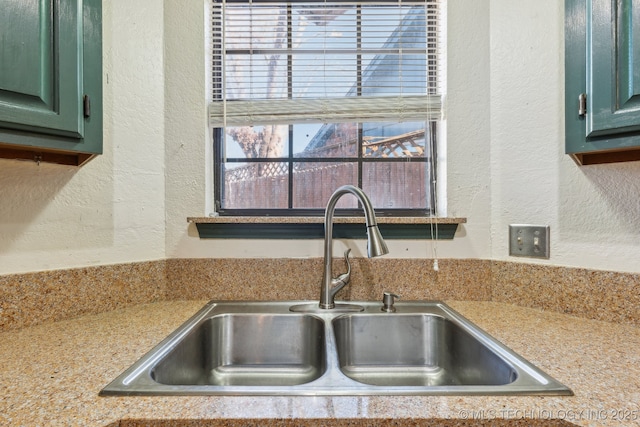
[
  {"left": 83, "top": 95, "right": 91, "bottom": 118},
  {"left": 578, "top": 93, "right": 587, "bottom": 117}
]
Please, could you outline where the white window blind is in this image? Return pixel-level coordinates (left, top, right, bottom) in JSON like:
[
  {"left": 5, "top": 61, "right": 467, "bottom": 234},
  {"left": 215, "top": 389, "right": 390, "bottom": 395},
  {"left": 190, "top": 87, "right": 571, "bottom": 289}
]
[{"left": 209, "top": 0, "right": 445, "bottom": 127}]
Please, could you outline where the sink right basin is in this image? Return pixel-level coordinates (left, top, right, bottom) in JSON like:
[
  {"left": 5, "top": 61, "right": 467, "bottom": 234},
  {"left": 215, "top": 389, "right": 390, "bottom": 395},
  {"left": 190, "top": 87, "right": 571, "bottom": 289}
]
[{"left": 333, "top": 314, "right": 518, "bottom": 387}]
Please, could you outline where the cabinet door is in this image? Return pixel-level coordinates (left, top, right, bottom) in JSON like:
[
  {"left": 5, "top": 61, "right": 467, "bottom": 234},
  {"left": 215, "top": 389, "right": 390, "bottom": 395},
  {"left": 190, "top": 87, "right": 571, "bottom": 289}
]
[
  {"left": 565, "top": 0, "right": 640, "bottom": 164},
  {"left": 587, "top": 0, "right": 640, "bottom": 137},
  {"left": 0, "top": 0, "right": 101, "bottom": 166},
  {"left": 0, "top": 0, "right": 83, "bottom": 137}
]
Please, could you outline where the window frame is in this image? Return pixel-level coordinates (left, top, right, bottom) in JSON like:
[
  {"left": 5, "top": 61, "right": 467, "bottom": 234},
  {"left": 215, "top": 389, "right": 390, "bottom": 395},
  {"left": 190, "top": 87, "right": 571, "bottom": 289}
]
[{"left": 211, "top": 0, "right": 443, "bottom": 217}]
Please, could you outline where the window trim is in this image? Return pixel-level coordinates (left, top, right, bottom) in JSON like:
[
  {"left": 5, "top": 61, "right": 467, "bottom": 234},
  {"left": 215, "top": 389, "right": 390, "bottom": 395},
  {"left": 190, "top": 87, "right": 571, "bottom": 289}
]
[{"left": 188, "top": 216, "right": 466, "bottom": 239}]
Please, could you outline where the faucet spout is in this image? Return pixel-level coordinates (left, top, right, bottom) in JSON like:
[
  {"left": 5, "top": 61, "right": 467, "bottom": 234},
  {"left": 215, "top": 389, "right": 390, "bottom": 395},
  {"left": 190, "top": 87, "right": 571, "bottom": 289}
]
[{"left": 320, "top": 185, "right": 389, "bottom": 309}]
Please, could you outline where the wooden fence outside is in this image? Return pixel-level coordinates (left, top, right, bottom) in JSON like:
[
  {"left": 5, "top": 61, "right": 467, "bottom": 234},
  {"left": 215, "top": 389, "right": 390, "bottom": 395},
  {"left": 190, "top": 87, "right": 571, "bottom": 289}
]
[
  {"left": 223, "top": 129, "right": 430, "bottom": 209},
  {"left": 224, "top": 161, "right": 428, "bottom": 209}
]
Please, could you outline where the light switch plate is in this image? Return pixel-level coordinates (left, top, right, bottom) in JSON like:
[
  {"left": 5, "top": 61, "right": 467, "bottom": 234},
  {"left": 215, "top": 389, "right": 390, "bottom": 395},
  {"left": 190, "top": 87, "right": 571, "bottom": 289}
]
[{"left": 509, "top": 225, "right": 550, "bottom": 259}]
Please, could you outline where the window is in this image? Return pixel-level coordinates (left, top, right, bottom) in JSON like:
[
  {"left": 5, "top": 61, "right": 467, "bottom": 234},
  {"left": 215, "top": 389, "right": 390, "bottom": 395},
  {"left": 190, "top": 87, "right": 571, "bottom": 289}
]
[{"left": 210, "top": 0, "right": 445, "bottom": 216}]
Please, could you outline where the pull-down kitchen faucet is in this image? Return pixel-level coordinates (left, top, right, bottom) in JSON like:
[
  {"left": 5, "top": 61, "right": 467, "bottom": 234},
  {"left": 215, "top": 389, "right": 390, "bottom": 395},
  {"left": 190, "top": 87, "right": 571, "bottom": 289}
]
[
  {"left": 290, "top": 185, "right": 389, "bottom": 313},
  {"left": 319, "top": 185, "right": 389, "bottom": 309}
]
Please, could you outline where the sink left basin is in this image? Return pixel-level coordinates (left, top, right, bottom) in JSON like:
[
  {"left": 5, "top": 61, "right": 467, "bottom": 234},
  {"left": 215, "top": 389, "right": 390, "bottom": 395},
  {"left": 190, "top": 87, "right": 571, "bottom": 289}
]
[
  {"left": 151, "top": 313, "right": 326, "bottom": 386},
  {"left": 100, "top": 302, "right": 329, "bottom": 395}
]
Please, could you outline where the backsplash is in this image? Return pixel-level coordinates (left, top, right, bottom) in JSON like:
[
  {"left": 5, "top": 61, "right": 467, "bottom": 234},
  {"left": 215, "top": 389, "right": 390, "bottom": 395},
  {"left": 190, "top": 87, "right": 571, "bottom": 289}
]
[
  {"left": 163, "top": 258, "right": 492, "bottom": 302},
  {"left": 0, "top": 261, "right": 166, "bottom": 331},
  {"left": 1, "top": 258, "right": 638, "bottom": 331},
  {"left": 492, "top": 261, "right": 640, "bottom": 325}
]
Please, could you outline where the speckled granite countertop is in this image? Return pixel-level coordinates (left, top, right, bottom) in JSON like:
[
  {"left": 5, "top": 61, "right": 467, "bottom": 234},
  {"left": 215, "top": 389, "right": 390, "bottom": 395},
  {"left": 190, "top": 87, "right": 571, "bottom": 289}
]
[{"left": 1, "top": 300, "right": 639, "bottom": 427}]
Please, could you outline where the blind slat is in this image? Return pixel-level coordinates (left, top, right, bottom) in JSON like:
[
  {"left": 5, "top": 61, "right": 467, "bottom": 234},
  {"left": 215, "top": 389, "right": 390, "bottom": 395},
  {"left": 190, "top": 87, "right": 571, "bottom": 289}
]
[
  {"left": 209, "top": 94, "right": 443, "bottom": 126},
  {"left": 210, "top": 0, "right": 444, "bottom": 126}
]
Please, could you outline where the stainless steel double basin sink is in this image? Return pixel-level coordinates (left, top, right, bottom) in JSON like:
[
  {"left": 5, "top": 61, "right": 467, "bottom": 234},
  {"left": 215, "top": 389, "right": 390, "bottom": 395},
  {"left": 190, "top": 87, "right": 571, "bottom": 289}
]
[{"left": 100, "top": 301, "right": 572, "bottom": 396}]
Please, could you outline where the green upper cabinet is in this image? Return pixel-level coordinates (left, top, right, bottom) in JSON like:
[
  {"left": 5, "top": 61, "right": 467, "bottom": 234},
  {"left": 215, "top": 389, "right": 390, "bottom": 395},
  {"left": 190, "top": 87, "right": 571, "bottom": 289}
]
[
  {"left": 0, "top": 0, "right": 102, "bottom": 166},
  {"left": 565, "top": 0, "right": 640, "bottom": 165}
]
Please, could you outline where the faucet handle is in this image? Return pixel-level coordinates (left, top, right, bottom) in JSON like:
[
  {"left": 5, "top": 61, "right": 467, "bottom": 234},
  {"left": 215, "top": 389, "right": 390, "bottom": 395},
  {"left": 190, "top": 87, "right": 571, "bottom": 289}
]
[
  {"left": 342, "top": 249, "right": 352, "bottom": 271},
  {"left": 333, "top": 249, "right": 352, "bottom": 285},
  {"left": 329, "top": 249, "right": 352, "bottom": 299},
  {"left": 381, "top": 291, "right": 400, "bottom": 312}
]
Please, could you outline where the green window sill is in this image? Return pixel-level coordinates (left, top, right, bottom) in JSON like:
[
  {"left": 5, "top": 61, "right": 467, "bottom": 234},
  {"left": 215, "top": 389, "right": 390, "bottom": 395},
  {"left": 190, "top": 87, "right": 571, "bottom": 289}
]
[{"left": 187, "top": 217, "right": 466, "bottom": 240}]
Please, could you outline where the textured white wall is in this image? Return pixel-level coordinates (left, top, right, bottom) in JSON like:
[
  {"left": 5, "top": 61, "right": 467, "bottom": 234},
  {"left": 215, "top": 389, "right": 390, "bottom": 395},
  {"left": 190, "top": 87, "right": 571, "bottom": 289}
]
[
  {"left": 166, "top": 0, "right": 640, "bottom": 273},
  {"left": 0, "top": 1, "right": 166, "bottom": 275},
  {"left": 489, "top": 0, "right": 640, "bottom": 273},
  {"left": 164, "top": 0, "right": 494, "bottom": 261},
  {"left": 163, "top": 0, "right": 208, "bottom": 260},
  {"left": 2, "top": 0, "right": 639, "bottom": 275}
]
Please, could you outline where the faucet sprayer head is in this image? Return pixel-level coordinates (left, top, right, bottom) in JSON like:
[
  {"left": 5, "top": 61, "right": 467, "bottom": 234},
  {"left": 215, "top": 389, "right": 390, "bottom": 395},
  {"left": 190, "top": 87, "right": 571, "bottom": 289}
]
[{"left": 367, "top": 225, "right": 389, "bottom": 258}]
